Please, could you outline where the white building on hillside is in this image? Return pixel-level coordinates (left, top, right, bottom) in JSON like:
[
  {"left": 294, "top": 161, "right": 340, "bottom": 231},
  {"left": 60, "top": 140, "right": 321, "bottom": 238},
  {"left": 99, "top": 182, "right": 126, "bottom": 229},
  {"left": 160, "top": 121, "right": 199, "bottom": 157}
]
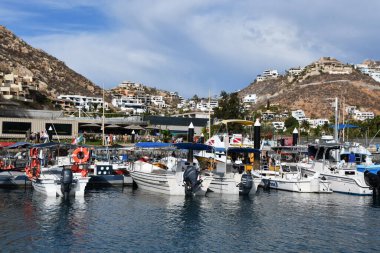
[
  {"left": 355, "top": 63, "right": 380, "bottom": 82},
  {"left": 272, "top": 121, "right": 285, "bottom": 130},
  {"left": 256, "top": 69, "right": 279, "bottom": 82},
  {"left": 111, "top": 97, "right": 146, "bottom": 115},
  {"left": 58, "top": 95, "right": 108, "bottom": 111},
  {"left": 291, "top": 109, "right": 308, "bottom": 121},
  {"left": 243, "top": 94, "right": 257, "bottom": 103},
  {"left": 308, "top": 118, "right": 329, "bottom": 128},
  {"left": 287, "top": 67, "right": 304, "bottom": 76},
  {"left": 352, "top": 110, "right": 374, "bottom": 121}
]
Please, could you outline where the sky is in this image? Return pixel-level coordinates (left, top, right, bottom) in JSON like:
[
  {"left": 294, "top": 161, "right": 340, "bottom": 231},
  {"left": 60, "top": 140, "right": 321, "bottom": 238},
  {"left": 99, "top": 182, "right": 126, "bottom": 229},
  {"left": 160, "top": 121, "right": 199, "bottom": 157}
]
[{"left": 1, "top": 0, "right": 379, "bottom": 98}]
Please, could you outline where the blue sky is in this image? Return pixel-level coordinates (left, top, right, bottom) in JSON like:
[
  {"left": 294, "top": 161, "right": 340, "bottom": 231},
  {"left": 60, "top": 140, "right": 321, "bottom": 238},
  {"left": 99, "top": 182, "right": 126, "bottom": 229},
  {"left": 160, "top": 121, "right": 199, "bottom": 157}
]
[{"left": 1, "top": 0, "right": 379, "bottom": 98}]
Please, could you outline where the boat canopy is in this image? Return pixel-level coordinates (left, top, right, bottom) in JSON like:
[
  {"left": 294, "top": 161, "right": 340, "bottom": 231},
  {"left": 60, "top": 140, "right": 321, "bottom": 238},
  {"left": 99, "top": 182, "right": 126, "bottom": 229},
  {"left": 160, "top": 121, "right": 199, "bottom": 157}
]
[
  {"left": 5, "top": 142, "right": 32, "bottom": 149},
  {"left": 227, "top": 147, "right": 261, "bottom": 154},
  {"left": 135, "top": 142, "right": 172, "bottom": 149},
  {"left": 214, "top": 119, "right": 254, "bottom": 126},
  {"left": 174, "top": 142, "right": 214, "bottom": 151}
]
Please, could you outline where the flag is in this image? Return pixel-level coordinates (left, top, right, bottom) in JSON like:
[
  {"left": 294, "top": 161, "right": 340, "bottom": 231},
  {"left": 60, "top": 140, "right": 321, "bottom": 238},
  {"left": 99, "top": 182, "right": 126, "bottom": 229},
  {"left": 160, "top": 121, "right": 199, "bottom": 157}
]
[{"left": 72, "top": 134, "right": 84, "bottom": 145}]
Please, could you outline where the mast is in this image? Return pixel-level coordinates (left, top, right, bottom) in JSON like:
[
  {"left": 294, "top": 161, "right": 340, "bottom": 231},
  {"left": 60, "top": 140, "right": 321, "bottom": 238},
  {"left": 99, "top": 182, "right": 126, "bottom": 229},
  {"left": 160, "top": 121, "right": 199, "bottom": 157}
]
[
  {"left": 208, "top": 90, "right": 211, "bottom": 139},
  {"left": 334, "top": 97, "right": 338, "bottom": 142},
  {"left": 102, "top": 85, "right": 105, "bottom": 146}
]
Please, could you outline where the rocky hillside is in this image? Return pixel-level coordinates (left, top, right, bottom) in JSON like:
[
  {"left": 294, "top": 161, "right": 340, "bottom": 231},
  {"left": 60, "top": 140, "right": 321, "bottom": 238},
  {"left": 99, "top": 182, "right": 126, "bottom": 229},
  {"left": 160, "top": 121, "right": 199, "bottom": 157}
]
[
  {"left": 0, "top": 25, "right": 106, "bottom": 109},
  {"left": 239, "top": 58, "right": 380, "bottom": 118}
]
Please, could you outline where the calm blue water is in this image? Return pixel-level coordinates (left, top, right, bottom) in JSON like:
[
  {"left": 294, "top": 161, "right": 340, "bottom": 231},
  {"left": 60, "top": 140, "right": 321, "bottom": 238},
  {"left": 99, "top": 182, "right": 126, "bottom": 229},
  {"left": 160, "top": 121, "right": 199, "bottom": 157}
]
[{"left": 0, "top": 187, "right": 379, "bottom": 253}]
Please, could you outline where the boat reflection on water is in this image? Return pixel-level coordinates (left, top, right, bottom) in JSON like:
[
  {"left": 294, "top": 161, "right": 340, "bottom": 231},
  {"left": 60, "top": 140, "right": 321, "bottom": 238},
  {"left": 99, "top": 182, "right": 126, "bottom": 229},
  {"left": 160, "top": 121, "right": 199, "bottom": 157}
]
[{"left": 20, "top": 193, "right": 90, "bottom": 249}]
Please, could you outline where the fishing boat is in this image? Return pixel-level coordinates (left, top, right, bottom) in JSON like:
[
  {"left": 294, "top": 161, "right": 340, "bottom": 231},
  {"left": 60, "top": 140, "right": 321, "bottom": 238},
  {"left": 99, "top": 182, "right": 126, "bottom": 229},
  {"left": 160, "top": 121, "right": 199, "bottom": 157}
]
[
  {"left": 0, "top": 142, "right": 31, "bottom": 187},
  {"left": 207, "top": 147, "right": 262, "bottom": 195},
  {"left": 25, "top": 143, "right": 90, "bottom": 198},
  {"left": 130, "top": 142, "right": 212, "bottom": 196},
  {"left": 299, "top": 143, "right": 372, "bottom": 195},
  {"left": 261, "top": 162, "right": 332, "bottom": 193},
  {"left": 87, "top": 146, "right": 133, "bottom": 186}
]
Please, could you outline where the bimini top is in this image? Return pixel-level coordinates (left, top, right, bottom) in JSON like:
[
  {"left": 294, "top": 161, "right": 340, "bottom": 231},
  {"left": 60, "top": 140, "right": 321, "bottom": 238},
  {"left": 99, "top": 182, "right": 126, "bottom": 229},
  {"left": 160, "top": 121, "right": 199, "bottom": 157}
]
[
  {"left": 214, "top": 119, "right": 254, "bottom": 126},
  {"left": 5, "top": 142, "right": 32, "bottom": 149},
  {"left": 227, "top": 147, "right": 261, "bottom": 154},
  {"left": 135, "top": 142, "right": 172, "bottom": 149},
  {"left": 174, "top": 142, "right": 214, "bottom": 151}
]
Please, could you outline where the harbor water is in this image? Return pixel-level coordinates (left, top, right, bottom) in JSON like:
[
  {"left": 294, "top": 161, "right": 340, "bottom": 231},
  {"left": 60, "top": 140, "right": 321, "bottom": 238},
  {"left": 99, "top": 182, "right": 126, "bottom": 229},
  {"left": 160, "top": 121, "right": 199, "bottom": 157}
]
[{"left": 0, "top": 187, "right": 379, "bottom": 252}]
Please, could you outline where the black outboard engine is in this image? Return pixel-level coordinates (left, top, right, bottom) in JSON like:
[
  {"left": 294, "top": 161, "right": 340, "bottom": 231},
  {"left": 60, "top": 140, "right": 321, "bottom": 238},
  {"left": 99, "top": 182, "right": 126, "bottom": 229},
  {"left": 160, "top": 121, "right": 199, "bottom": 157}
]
[
  {"left": 364, "top": 170, "right": 380, "bottom": 197},
  {"left": 61, "top": 168, "right": 73, "bottom": 199},
  {"left": 183, "top": 166, "right": 202, "bottom": 195},
  {"left": 239, "top": 174, "right": 253, "bottom": 195}
]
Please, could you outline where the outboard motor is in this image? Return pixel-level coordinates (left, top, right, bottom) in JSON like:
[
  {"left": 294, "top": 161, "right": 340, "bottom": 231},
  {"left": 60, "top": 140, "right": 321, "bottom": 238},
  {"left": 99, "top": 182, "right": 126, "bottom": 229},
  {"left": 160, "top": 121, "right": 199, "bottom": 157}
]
[
  {"left": 364, "top": 170, "right": 380, "bottom": 197},
  {"left": 61, "top": 168, "right": 73, "bottom": 199},
  {"left": 183, "top": 166, "right": 201, "bottom": 195},
  {"left": 239, "top": 174, "right": 253, "bottom": 195}
]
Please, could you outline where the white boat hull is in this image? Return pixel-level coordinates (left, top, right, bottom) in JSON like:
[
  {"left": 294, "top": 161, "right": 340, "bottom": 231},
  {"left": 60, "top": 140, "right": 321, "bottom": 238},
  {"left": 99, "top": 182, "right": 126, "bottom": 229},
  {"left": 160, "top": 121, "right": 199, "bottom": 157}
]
[
  {"left": 263, "top": 177, "right": 332, "bottom": 193},
  {"left": 317, "top": 174, "right": 371, "bottom": 195},
  {"left": 32, "top": 173, "right": 89, "bottom": 197},
  {"left": 130, "top": 171, "right": 212, "bottom": 195},
  {"left": 300, "top": 163, "right": 372, "bottom": 195},
  {"left": 208, "top": 173, "right": 260, "bottom": 195}
]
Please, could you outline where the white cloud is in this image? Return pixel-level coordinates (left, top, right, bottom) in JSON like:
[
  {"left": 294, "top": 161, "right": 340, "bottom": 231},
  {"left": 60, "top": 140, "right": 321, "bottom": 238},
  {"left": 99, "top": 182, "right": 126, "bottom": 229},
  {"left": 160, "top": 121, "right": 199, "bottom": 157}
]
[{"left": 8, "top": 0, "right": 380, "bottom": 97}]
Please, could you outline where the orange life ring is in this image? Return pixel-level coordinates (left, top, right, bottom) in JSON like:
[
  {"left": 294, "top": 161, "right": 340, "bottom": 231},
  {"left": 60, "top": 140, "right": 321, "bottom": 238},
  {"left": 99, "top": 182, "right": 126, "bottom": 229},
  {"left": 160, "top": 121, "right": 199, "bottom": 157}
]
[
  {"left": 0, "top": 159, "right": 4, "bottom": 169},
  {"left": 30, "top": 147, "right": 38, "bottom": 158},
  {"left": 25, "top": 159, "right": 41, "bottom": 180},
  {"left": 72, "top": 147, "right": 90, "bottom": 164}
]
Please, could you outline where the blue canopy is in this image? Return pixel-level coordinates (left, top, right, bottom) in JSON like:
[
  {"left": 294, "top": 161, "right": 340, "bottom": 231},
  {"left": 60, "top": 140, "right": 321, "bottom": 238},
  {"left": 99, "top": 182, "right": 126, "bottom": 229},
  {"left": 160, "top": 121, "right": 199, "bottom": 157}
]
[
  {"left": 135, "top": 142, "right": 172, "bottom": 149},
  {"left": 32, "top": 142, "right": 61, "bottom": 148},
  {"left": 5, "top": 142, "right": 32, "bottom": 149},
  {"left": 227, "top": 147, "right": 261, "bottom": 154},
  {"left": 174, "top": 142, "right": 214, "bottom": 151},
  {"left": 330, "top": 124, "right": 359, "bottom": 130}
]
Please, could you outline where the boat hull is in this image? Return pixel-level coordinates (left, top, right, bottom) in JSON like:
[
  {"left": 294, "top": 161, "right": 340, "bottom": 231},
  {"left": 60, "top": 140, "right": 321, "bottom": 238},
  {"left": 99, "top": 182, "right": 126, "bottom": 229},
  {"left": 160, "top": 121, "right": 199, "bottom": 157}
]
[
  {"left": 208, "top": 173, "right": 260, "bottom": 195},
  {"left": 262, "top": 177, "right": 332, "bottom": 193},
  {"left": 0, "top": 171, "right": 31, "bottom": 187},
  {"left": 130, "top": 171, "right": 212, "bottom": 196},
  {"left": 32, "top": 174, "right": 89, "bottom": 197}
]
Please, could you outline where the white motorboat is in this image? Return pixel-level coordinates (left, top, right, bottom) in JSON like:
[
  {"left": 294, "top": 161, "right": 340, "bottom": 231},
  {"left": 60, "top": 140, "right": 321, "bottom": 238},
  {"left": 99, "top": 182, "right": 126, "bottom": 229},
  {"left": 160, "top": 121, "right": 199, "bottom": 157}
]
[
  {"left": 88, "top": 147, "right": 134, "bottom": 186},
  {"left": 208, "top": 147, "right": 262, "bottom": 195},
  {"left": 299, "top": 143, "right": 372, "bottom": 195},
  {"left": 25, "top": 143, "right": 90, "bottom": 198},
  {"left": 130, "top": 142, "right": 212, "bottom": 196},
  {"left": 30, "top": 166, "right": 89, "bottom": 197},
  {"left": 261, "top": 162, "right": 332, "bottom": 193}
]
